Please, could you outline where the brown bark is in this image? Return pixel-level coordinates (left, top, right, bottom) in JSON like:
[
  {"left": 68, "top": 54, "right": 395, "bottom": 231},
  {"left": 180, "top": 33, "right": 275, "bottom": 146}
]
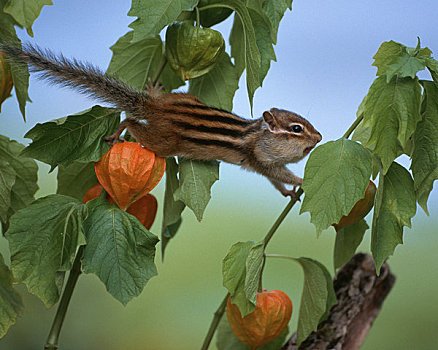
[{"left": 282, "top": 253, "right": 396, "bottom": 350}]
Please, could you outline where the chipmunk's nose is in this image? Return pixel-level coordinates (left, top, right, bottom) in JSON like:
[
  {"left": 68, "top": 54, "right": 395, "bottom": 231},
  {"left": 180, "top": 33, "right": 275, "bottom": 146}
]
[{"left": 315, "top": 131, "right": 322, "bottom": 143}]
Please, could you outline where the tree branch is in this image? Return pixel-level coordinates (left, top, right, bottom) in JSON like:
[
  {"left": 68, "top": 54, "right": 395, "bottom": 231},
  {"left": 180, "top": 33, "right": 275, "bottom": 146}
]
[{"left": 282, "top": 253, "right": 395, "bottom": 350}]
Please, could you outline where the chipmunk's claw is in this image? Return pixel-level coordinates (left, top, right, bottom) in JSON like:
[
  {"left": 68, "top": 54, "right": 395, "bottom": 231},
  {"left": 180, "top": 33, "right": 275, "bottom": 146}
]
[{"left": 281, "top": 186, "right": 301, "bottom": 201}]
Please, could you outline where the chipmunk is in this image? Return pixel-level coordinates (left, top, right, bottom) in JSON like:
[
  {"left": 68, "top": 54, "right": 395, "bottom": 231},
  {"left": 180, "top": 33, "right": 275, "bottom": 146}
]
[{"left": 0, "top": 44, "right": 322, "bottom": 196}]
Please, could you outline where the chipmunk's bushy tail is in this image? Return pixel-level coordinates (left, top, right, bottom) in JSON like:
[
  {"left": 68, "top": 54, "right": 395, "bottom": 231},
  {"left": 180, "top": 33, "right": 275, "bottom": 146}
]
[{"left": 0, "top": 43, "right": 149, "bottom": 117}]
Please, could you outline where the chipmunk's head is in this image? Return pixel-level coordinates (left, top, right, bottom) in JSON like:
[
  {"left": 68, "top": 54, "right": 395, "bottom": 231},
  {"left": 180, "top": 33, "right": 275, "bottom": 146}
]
[{"left": 258, "top": 108, "right": 322, "bottom": 163}]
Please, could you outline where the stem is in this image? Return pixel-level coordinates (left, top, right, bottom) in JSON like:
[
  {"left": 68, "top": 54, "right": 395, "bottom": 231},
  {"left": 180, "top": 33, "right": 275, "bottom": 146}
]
[
  {"left": 200, "top": 189, "right": 304, "bottom": 349},
  {"left": 151, "top": 56, "right": 168, "bottom": 86},
  {"left": 265, "top": 254, "right": 296, "bottom": 261},
  {"left": 263, "top": 188, "right": 303, "bottom": 247},
  {"left": 343, "top": 114, "right": 364, "bottom": 139},
  {"left": 200, "top": 293, "right": 229, "bottom": 350},
  {"left": 195, "top": 6, "right": 201, "bottom": 27},
  {"left": 45, "top": 246, "right": 84, "bottom": 350}
]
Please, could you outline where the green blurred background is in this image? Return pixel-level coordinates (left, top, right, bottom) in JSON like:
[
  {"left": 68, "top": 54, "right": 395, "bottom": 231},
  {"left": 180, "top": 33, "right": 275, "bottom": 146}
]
[{"left": 1, "top": 0, "right": 438, "bottom": 349}]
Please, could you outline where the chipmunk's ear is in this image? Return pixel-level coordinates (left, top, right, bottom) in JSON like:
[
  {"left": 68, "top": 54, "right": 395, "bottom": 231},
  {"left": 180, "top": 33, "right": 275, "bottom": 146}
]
[{"left": 263, "top": 110, "right": 281, "bottom": 133}]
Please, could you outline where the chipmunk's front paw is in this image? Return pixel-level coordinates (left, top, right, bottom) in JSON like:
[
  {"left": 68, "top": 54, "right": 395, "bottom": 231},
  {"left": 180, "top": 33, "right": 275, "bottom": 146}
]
[{"left": 281, "top": 186, "right": 301, "bottom": 201}]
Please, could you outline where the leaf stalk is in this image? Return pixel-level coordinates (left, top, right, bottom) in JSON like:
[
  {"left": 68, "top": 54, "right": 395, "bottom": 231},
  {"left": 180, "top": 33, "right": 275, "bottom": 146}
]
[
  {"left": 265, "top": 254, "right": 295, "bottom": 261},
  {"left": 195, "top": 7, "right": 201, "bottom": 27},
  {"left": 200, "top": 293, "right": 229, "bottom": 350},
  {"left": 343, "top": 114, "right": 364, "bottom": 139},
  {"left": 45, "top": 246, "right": 84, "bottom": 350},
  {"left": 263, "top": 189, "right": 303, "bottom": 247},
  {"left": 151, "top": 56, "right": 168, "bottom": 86}
]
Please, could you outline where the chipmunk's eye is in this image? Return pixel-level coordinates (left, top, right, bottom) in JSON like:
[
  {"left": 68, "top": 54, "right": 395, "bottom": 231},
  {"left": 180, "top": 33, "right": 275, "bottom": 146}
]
[{"left": 288, "top": 124, "right": 303, "bottom": 133}]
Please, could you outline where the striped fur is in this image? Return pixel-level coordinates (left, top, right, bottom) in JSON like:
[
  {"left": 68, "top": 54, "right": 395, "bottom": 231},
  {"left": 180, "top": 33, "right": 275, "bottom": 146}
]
[{"left": 0, "top": 43, "right": 322, "bottom": 195}]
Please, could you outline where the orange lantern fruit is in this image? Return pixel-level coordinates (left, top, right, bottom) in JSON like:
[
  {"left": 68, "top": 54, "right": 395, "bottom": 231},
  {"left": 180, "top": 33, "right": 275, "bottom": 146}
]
[
  {"left": 83, "top": 183, "right": 158, "bottom": 230},
  {"left": 333, "top": 180, "right": 377, "bottom": 231},
  {"left": 95, "top": 142, "right": 165, "bottom": 210},
  {"left": 227, "top": 290, "right": 293, "bottom": 349},
  {"left": 125, "top": 194, "right": 157, "bottom": 230},
  {"left": 82, "top": 183, "right": 106, "bottom": 204}
]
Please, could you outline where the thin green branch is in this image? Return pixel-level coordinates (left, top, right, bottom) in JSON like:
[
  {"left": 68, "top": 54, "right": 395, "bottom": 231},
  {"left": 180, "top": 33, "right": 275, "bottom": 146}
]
[
  {"left": 343, "top": 114, "right": 364, "bottom": 139},
  {"left": 200, "top": 293, "right": 229, "bottom": 350},
  {"left": 263, "top": 189, "right": 303, "bottom": 247},
  {"left": 195, "top": 6, "right": 201, "bottom": 27},
  {"left": 45, "top": 246, "right": 84, "bottom": 350},
  {"left": 265, "top": 254, "right": 296, "bottom": 261},
  {"left": 151, "top": 56, "right": 168, "bottom": 86}
]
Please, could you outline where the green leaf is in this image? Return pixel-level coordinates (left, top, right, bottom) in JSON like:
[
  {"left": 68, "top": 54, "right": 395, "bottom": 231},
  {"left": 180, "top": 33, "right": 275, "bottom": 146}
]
[
  {"left": 243, "top": 242, "right": 264, "bottom": 306},
  {"left": 294, "top": 257, "right": 336, "bottom": 346},
  {"left": 0, "top": 135, "right": 38, "bottom": 231},
  {"left": 300, "top": 138, "right": 372, "bottom": 234},
  {"left": 22, "top": 105, "right": 120, "bottom": 170},
  {"left": 426, "top": 58, "right": 438, "bottom": 87},
  {"left": 351, "top": 119, "right": 371, "bottom": 147},
  {"left": 362, "top": 76, "right": 421, "bottom": 172},
  {"left": 248, "top": 7, "right": 276, "bottom": 85},
  {"left": 216, "top": 315, "right": 289, "bottom": 350},
  {"left": 161, "top": 217, "right": 182, "bottom": 260},
  {"left": 372, "top": 41, "right": 405, "bottom": 76},
  {"left": 57, "top": 161, "right": 98, "bottom": 202},
  {"left": 371, "top": 162, "right": 416, "bottom": 272},
  {"left": 226, "top": 0, "right": 261, "bottom": 111},
  {"left": 334, "top": 219, "right": 368, "bottom": 270},
  {"left": 0, "top": 160, "right": 16, "bottom": 223},
  {"left": 0, "top": 0, "right": 16, "bottom": 40},
  {"left": 128, "top": 0, "right": 197, "bottom": 41},
  {"left": 107, "top": 32, "right": 160, "bottom": 90},
  {"left": 0, "top": 254, "right": 23, "bottom": 339},
  {"left": 197, "top": 0, "right": 233, "bottom": 27},
  {"left": 353, "top": 100, "right": 384, "bottom": 181},
  {"left": 4, "top": 0, "right": 52, "bottom": 37},
  {"left": 411, "top": 81, "right": 438, "bottom": 214},
  {"left": 222, "top": 241, "right": 262, "bottom": 317},
  {"left": 0, "top": 2, "right": 31, "bottom": 120},
  {"left": 9, "top": 55, "right": 30, "bottom": 120},
  {"left": 174, "top": 158, "right": 219, "bottom": 221},
  {"left": 261, "top": 0, "right": 290, "bottom": 43},
  {"left": 5, "top": 195, "right": 84, "bottom": 307},
  {"left": 372, "top": 40, "right": 432, "bottom": 82},
  {"left": 82, "top": 197, "right": 159, "bottom": 305},
  {"left": 189, "top": 51, "right": 239, "bottom": 111},
  {"left": 161, "top": 157, "right": 185, "bottom": 258},
  {"left": 107, "top": 32, "right": 183, "bottom": 92}
]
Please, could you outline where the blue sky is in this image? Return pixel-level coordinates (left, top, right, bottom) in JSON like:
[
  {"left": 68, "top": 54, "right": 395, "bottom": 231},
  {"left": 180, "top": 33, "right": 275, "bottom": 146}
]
[{"left": 1, "top": 0, "right": 438, "bottom": 212}]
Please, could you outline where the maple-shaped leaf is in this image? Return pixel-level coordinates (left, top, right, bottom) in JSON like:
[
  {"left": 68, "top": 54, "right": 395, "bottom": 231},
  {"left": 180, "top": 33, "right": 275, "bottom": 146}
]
[{"left": 373, "top": 39, "right": 432, "bottom": 82}]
